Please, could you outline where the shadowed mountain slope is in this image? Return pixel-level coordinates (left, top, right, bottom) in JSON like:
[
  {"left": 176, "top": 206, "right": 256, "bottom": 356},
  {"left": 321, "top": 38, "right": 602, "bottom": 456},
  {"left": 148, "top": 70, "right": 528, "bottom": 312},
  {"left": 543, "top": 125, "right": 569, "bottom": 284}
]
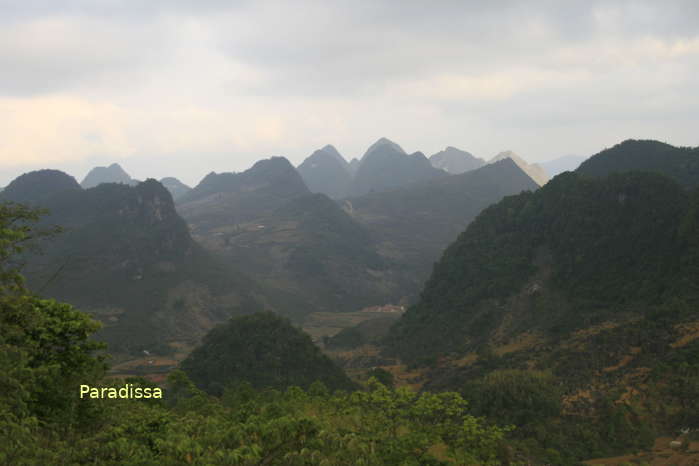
[
  {"left": 349, "top": 138, "right": 447, "bottom": 197},
  {"left": 160, "top": 177, "right": 192, "bottom": 200},
  {"left": 381, "top": 166, "right": 699, "bottom": 461},
  {"left": 347, "top": 158, "right": 539, "bottom": 299},
  {"left": 3, "top": 172, "right": 258, "bottom": 356},
  {"left": 385, "top": 168, "right": 699, "bottom": 399},
  {"left": 297, "top": 146, "right": 352, "bottom": 199}
]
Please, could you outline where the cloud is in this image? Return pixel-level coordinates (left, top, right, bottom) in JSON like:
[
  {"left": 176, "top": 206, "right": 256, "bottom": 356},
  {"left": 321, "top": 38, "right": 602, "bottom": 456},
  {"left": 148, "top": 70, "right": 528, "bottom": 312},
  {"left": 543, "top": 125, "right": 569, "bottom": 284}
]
[{"left": 0, "top": 0, "right": 697, "bottom": 185}]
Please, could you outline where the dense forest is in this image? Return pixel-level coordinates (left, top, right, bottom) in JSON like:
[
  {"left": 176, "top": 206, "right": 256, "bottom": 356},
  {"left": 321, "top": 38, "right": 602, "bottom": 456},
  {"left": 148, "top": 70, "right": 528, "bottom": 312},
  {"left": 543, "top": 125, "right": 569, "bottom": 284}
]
[{"left": 382, "top": 163, "right": 699, "bottom": 461}]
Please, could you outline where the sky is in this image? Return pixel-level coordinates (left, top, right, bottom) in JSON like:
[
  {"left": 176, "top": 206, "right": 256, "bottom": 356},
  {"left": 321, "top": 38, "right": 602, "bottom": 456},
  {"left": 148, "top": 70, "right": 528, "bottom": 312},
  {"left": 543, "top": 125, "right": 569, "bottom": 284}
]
[{"left": 1, "top": 0, "right": 698, "bottom": 187}]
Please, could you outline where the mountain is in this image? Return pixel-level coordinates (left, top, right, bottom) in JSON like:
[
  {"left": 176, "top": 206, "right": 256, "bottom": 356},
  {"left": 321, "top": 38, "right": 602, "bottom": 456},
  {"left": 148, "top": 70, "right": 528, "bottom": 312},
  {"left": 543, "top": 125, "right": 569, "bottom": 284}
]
[
  {"left": 4, "top": 172, "right": 258, "bottom": 357},
  {"left": 178, "top": 156, "right": 308, "bottom": 204},
  {"left": 0, "top": 169, "right": 81, "bottom": 204},
  {"left": 176, "top": 157, "right": 310, "bottom": 231},
  {"left": 383, "top": 167, "right": 699, "bottom": 456},
  {"left": 489, "top": 151, "right": 549, "bottom": 186},
  {"left": 386, "top": 169, "right": 695, "bottom": 365},
  {"left": 577, "top": 139, "right": 699, "bottom": 188},
  {"left": 346, "top": 158, "right": 540, "bottom": 302},
  {"left": 349, "top": 138, "right": 446, "bottom": 197},
  {"left": 429, "top": 146, "right": 485, "bottom": 174},
  {"left": 540, "top": 154, "right": 587, "bottom": 176},
  {"left": 177, "top": 157, "right": 389, "bottom": 318},
  {"left": 318, "top": 144, "right": 349, "bottom": 170},
  {"left": 361, "top": 137, "right": 406, "bottom": 161},
  {"left": 297, "top": 146, "right": 352, "bottom": 199},
  {"left": 179, "top": 155, "right": 539, "bottom": 322},
  {"left": 181, "top": 312, "right": 355, "bottom": 395},
  {"left": 81, "top": 163, "right": 137, "bottom": 188},
  {"left": 159, "top": 177, "right": 191, "bottom": 201}
]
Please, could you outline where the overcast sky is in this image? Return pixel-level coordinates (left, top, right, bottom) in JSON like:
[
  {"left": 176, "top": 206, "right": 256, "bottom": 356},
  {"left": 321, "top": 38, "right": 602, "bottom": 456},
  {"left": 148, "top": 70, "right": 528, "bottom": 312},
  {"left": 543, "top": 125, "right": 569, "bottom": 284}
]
[{"left": 1, "top": 0, "right": 698, "bottom": 186}]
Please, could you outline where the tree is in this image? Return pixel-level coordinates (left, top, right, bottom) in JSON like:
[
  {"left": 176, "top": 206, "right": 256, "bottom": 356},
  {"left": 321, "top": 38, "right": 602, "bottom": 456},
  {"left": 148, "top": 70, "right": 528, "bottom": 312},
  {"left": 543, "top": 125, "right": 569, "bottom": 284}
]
[{"left": 0, "top": 202, "right": 105, "bottom": 426}]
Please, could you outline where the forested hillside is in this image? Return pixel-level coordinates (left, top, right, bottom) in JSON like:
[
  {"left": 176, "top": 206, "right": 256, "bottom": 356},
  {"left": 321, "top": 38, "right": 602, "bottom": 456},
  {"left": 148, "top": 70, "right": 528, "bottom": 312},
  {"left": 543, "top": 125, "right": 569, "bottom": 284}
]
[
  {"left": 387, "top": 170, "right": 694, "bottom": 362},
  {"left": 0, "top": 203, "right": 513, "bottom": 465},
  {"left": 3, "top": 172, "right": 259, "bottom": 357},
  {"left": 383, "top": 169, "right": 699, "bottom": 461},
  {"left": 577, "top": 139, "right": 699, "bottom": 188},
  {"left": 181, "top": 312, "right": 356, "bottom": 394}
]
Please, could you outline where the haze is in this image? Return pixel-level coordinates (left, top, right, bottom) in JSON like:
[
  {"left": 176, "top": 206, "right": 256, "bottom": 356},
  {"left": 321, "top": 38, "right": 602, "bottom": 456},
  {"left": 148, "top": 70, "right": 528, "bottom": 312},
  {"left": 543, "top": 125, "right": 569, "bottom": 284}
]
[{"left": 1, "top": 0, "right": 698, "bottom": 186}]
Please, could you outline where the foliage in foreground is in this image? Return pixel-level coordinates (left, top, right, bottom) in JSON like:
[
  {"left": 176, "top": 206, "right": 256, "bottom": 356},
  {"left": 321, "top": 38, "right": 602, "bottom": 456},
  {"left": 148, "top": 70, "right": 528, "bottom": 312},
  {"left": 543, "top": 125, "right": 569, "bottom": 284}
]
[
  {"left": 0, "top": 201, "right": 510, "bottom": 465},
  {"left": 3, "top": 375, "right": 512, "bottom": 465}
]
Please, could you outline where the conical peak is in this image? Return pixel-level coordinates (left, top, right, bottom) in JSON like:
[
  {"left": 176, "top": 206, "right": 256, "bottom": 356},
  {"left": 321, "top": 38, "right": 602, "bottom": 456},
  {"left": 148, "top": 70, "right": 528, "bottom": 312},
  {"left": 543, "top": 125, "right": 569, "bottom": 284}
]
[{"left": 362, "top": 137, "right": 406, "bottom": 160}]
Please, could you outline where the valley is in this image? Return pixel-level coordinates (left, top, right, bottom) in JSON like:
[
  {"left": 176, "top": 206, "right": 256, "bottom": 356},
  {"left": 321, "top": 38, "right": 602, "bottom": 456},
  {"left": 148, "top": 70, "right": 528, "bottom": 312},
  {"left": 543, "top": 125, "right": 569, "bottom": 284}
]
[{"left": 4, "top": 137, "right": 699, "bottom": 465}]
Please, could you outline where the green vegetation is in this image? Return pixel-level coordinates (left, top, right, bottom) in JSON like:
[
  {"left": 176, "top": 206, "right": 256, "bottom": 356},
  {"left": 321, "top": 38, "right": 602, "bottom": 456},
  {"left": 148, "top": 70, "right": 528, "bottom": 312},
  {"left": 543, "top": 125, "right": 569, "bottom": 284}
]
[
  {"left": 383, "top": 168, "right": 699, "bottom": 462},
  {"left": 0, "top": 203, "right": 512, "bottom": 464},
  {"left": 5, "top": 174, "right": 259, "bottom": 356},
  {"left": 387, "top": 171, "right": 696, "bottom": 364},
  {"left": 180, "top": 312, "right": 356, "bottom": 395},
  {"left": 577, "top": 139, "right": 699, "bottom": 188}
]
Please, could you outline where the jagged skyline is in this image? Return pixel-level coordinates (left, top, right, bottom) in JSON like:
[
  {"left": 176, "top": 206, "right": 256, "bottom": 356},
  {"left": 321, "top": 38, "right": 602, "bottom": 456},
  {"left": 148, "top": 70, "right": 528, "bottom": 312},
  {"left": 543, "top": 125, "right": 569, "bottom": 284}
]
[{"left": 1, "top": 1, "right": 698, "bottom": 185}]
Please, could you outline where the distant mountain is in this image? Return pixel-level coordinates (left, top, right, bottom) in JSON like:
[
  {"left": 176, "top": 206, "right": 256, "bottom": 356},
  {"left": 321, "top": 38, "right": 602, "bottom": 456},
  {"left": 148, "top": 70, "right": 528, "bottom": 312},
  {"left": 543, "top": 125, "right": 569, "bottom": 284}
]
[
  {"left": 540, "top": 155, "right": 587, "bottom": 177},
  {"left": 181, "top": 312, "right": 355, "bottom": 395},
  {"left": 159, "top": 177, "right": 191, "bottom": 201},
  {"left": 1, "top": 169, "right": 81, "bottom": 204},
  {"left": 81, "top": 163, "right": 137, "bottom": 188},
  {"left": 177, "top": 158, "right": 388, "bottom": 319},
  {"left": 4, "top": 173, "right": 258, "bottom": 356},
  {"left": 347, "top": 158, "right": 539, "bottom": 301},
  {"left": 577, "top": 139, "right": 699, "bottom": 188},
  {"left": 349, "top": 138, "right": 446, "bottom": 197},
  {"left": 297, "top": 146, "right": 352, "bottom": 199},
  {"left": 178, "top": 155, "right": 539, "bottom": 321},
  {"left": 177, "top": 157, "right": 310, "bottom": 233},
  {"left": 319, "top": 144, "right": 349, "bottom": 170},
  {"left": 489, "top": 151, "right": 549, "bottom": 186},
  {"left": 429, "top": 147, "right": 485, "bottom": 174},
  {"left": 179, "top": 156, "right": 307, "bottom": 204}
]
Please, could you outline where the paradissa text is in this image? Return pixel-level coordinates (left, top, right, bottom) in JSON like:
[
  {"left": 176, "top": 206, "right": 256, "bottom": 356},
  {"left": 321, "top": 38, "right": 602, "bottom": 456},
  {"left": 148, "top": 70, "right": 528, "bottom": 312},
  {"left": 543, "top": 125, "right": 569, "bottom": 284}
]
[{"left": 80, "top": 384, "right": 163, "bottom": 399}]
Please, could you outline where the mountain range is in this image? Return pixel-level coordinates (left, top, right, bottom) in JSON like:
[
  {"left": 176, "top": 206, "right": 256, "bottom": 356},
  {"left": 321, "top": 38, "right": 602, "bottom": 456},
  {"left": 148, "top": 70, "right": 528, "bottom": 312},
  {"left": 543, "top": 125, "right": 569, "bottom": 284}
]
[
  {"left": 4, "top": 171, "right": 258, "bottom": 357},
  {"left": 376, "top": 138, "right": 699, "bottom": 460}
]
